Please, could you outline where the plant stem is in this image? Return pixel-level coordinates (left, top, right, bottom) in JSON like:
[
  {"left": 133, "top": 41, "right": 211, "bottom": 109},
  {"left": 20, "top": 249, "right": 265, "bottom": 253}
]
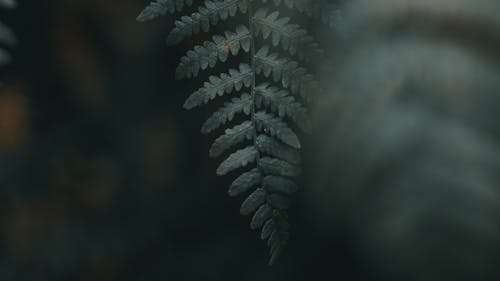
[{"left": 247, "top": 0, "right": 261, "bottom": 169}]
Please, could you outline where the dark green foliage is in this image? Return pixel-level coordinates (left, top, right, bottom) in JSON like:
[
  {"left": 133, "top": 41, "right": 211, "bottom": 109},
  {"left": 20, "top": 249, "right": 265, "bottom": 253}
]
[
  {"left": 256, "top": 134, "right": 301, "bottom": 164},
  {"left": 210, "top": 121, "right": 253, "bottom": 157},
  {"left": 176, "top": 25, "right": 251, "bottom": 79},
  {"left": 255, "top": 83, "right": 310, "bottom": 131},
  {"left": 259, "top": 157, "right": 301, "bottom": 177},
  {"left": 254, "top": 111, "right": 300, "bottom": 148},
  {"left": 252, "top": 8, "right": 324, "bottom": 60},
  {"left": 241, "top": 188, "right": 267, "bottom": 215},
  {"left": 166, "top": 0, "right": 248, "bottom": 46},
  {"left": 202, "top": 93, "right": 252, "bottom": 133},
  {"left": 138, "top": 0, "right": 337, "bottom": 264},
  {"left": 251, "top": 203, "right": 272, "bottom": 229},
  {"left": 263, "top": 175, "right": 298, "bottom": 194},
  {"left": 254, "top": 46, "right": 318, "bottom": 98},
  {"left": 137, "top": 0, "right": 194, "bottom": 22},
  {"left": 228, "top": 168, "right": 261, "bottom": 196},
  {"left": 0, "top": 0, "right": 16, "bottom": 67},
  {"left": 184, "top": 63, "right": 253, "bottom": 109},
  {"left": 217, "top": 145, "right": 258, "bottom": 175},
  {"left": 261, "top": 218, "right": 275, "bottom": 239}
]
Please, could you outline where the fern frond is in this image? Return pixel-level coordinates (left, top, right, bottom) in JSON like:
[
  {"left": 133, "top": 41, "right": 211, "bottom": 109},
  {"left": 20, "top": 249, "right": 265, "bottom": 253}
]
[
  {"left": 201, "top": 93, "right": 252, "bottom": 134},
  {"left": 136, "top": 0, "right": 194, "bottom": 22},
  {"left": 209, "top": 121, "right": 254, "bottom": 157},
  {"left": 255, "top": 83, "right": 310, "bottom": 131},
  {"left": 251, "top": 203, "right": 273, "bottom": 229},
  {"left": 217, "top": 146, "right": 259, "bottom": 175},
  {"left": 183, "top": 63, "right": 253, "bottom": 109},
  {"left": 175, "top": 6, "right": 326, "bottom": 80},
  {"left": 176, "top": 25, "right": 251, "bottom": 79},
  {"left": 263, "top": 175, "right": 299, "bottom": 194},
  {"left": 261, "top": 218, "right": 275, "bottom": 239},
  {"left": 260, "top": 212, "right": 290, "bottom": 266},
  {"left": 256, "top": 134, "right": 301, "bottom": 165},
  {"left": 228, "top": 168, "right": 262, "bottom": 197},
  {"left": 137, "top": 0, "right": 333, "bottom": 265},
  {"left": 252, "top": 8, "right": 323, "bottom": 60},
  {"left": 259, "top": 156, "right": 302, "bottom": 177},
  {"left": 255, "top": 111, "right": 300, "bottom": 149},
  {"left": 167, "top": 0, "right": 248, "bottom": 46},
  {"left": 267, "top": 215, "right": 289, "bottom": 265},
  {"left": 255, "top": 45, "right": 318, "bottom": 98},
  {"left": 240, "top": 188, "right": 267, "bottom": 215}
]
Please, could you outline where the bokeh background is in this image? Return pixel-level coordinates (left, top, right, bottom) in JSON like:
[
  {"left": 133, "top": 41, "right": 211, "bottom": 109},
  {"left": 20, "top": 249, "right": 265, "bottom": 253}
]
[{"left": 0, "top": 1, "right": 348, "bottom": 280}]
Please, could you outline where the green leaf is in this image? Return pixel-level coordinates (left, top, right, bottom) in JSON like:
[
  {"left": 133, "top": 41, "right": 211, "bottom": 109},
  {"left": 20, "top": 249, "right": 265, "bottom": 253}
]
[
  {"left": 217, "top": 146, "right": 258, "bottom": 175},
  {"left": 261, "top": 219, "right": 276, "bottom": 240},
  {"left": 166, "top": 0, "right": 248, "bottom": 46},
  {"left": 184, "top": 63, "right": 253, "bottom": 109},
  {"left": 263, "top": 208, "right": 289, "bottom": 265},
  {"left": 210, "top": 121, "right": 254, "bottom": 158},
  {"left": 255, "top": 46, "right": 319, "bottom": 98},
  {"left": 255, "top": 111, "right": 300, "bottom": 149},
  {"left": 259, "top": 157, "right": 302, "bottom": 177},
  {"left": 256, "top": 83, "right": 310, "bottom": 132},
  {"left": 268, "top": 236, "right": 285, "bottom": 265},
  {"left": 136, "top": 0, "right": 194, "bottom": 22},
  {"left": 263, "top": 175, "right": 299, "bottom": 194},
  {"left": 202, "top": 93, "right": 252, "bottom": 134},
  {"left": 256, "top": 134, "right": 301, "bottom": 164},
  {"left": 228, "top": 168, "right": 262, "bottom": 197},
  {"left": 176, "top": 25, "right": 251, "bottom": 79},
  {"left": 240, "top": 188, "right": 267, "bottom": 215},
  {"left": 251, "top": 204, "right": 273, "bottom": 230},
  {"left": 252, "top": 8, "right": 324, "bottom": 61}
]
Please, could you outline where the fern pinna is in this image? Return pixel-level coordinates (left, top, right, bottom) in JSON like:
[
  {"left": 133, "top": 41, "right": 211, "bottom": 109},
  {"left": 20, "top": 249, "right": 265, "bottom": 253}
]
[
  {"left": 137, "top": 0, "right": 333, "bottom": 264},
  {"left": 0, "top": 0, "right": 16, "bottom": 69}
]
